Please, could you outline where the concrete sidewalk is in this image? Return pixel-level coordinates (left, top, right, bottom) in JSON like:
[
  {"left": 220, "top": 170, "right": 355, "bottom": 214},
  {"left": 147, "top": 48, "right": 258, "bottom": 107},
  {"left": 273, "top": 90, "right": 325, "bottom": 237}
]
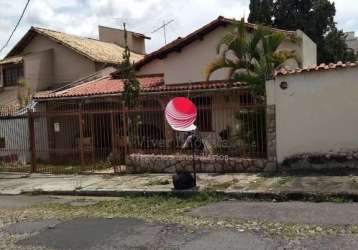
[{"left": 1, "top": 172, "right": 358, "bottom": 199}]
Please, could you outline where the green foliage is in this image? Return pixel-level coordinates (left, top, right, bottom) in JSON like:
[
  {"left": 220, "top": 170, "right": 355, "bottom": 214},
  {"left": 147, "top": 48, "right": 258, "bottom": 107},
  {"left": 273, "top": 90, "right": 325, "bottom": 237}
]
[
  {"left": 248, "top": 0, "right": 355, "bottom": 64},
  {"left": 321, "top": 28, "right": 357, "bottom": 63},
  {"left": 248, "top": 0, "right": 273, "bottom": 25},
  {"left": 116, "top": 25, "right": 140, "bottom": 108},
  {"left": 205, "top": 19, "right": 296, "bottom": 95},
  {"left": 214, "top": 108, "right": 266, "bottom": 157},
  {"left": 17, "top": 78, "right": 32, "bottom": 108}
]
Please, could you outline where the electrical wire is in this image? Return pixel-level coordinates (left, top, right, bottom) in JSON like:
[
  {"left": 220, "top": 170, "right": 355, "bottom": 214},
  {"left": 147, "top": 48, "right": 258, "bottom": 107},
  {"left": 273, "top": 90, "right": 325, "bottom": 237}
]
[{"left": 0, "top": 0, "right": 31, "bottom": 54}]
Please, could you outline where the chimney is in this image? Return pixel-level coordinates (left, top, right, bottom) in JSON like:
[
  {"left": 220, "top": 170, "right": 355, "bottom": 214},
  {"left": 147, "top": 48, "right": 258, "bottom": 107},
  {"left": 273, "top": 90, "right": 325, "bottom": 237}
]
[{"left": 98, "top": 25, "right": 150, "bottom": 54}]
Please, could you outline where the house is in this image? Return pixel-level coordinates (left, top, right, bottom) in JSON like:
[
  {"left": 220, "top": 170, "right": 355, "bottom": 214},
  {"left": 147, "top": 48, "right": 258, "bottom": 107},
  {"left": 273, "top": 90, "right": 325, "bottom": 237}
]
[
  {"left": 27, "top": 16, "right": 317, "bottom": 173},
  {"left": 267, "top": 62, "right": 358, "bottom": 168},
  {"left": 0, "top": 25, "right": 148, "bottom": 111},
  {"left": 345, "top": 32, "right": 358, "bottom": 54},
  {"left": 135, "top": 16, "right": 316, "bottom": 84}
]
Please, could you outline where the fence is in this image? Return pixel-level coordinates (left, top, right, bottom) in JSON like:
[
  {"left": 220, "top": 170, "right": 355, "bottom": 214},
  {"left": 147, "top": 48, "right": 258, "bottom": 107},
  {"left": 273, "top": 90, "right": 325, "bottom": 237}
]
[{"left": 0, "top": 90, "right": 268, "bottom": 174}]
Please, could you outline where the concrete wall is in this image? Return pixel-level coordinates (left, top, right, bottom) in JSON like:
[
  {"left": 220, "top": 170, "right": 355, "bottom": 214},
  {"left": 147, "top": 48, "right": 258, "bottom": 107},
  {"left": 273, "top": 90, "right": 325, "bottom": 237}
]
[
  {"left": 98, "top": 26, "right": 146, "bottom": 54},
  {"left": 138, "top": 26, "right": 316, "bottom": 84},
  {"left": 266, "top": 67, "right": 358, "bottom": 163},
  {"left": 21, "top": 34, "right": 96, "bottom": 88},
  {"left": 23, "top": 49, "right": 54, "bottom": 91},
  {"left": 297, "top": 30, "right": 317, "bottom": 67}
]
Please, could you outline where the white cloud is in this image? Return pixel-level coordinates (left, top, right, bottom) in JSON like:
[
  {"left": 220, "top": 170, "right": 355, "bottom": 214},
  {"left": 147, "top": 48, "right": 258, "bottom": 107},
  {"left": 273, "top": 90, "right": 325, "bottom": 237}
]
[{"left": 0, "top": 0, "right": 357, "bottom": 58}]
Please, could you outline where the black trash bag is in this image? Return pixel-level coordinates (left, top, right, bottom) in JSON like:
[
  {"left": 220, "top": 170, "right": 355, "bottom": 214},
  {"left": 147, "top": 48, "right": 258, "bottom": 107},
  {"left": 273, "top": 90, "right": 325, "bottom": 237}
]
[{"left": 172, "top": 172, "right": 195, "bottom": 190}]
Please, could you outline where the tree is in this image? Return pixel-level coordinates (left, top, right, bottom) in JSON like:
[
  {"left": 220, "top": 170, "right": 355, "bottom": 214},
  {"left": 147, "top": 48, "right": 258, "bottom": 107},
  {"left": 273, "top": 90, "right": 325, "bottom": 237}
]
[
  {"left": 17, "top": 78, "right": 32, "bottom": 108},
  {"left": 321, "top": 28, "right": 357, "bottom": 63},
  {"left": 248, "top": 0, "right": 351, "bottom": 63},
  {"left": 273, "top": 0, "right": 336, "bottom": 63},
  {"left": 205, "top": 19, "right": 296, "bottom": 96},
  {"left": 115, "top": 23, "right": 140, "bottom": 108},
  {"left": 248, "top": 0, "right": 273, "bottom": 25}
]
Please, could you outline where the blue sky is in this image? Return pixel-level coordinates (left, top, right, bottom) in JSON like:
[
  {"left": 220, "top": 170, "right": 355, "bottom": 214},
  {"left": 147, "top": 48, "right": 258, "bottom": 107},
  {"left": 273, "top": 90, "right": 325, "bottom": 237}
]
[{"left": 0, "top": 0, "right": 357, "bottom": 58}]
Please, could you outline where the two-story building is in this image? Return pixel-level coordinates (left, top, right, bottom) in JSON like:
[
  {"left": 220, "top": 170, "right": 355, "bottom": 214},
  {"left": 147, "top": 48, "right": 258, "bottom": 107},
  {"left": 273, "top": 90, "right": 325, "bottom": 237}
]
[{"left": 0, "top": 25, "right": 148, "bottom": 111}]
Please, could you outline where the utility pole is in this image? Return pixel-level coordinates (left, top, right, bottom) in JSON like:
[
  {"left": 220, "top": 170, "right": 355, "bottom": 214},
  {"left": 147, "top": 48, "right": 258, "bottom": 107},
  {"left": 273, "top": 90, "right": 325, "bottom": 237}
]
[{"left": 152, "top": 19, "right": 175, "bottom": 45}]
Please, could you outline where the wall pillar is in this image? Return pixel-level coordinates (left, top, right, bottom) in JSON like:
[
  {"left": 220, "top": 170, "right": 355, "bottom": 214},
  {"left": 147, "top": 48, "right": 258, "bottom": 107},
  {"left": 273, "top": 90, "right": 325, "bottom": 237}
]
[{"left": 265, "top": 104, "right": 277, "bottom": 171}]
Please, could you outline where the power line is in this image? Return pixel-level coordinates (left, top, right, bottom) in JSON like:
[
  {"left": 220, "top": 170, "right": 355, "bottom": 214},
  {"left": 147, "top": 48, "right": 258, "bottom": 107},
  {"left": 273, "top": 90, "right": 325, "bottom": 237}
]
[{"left": 0, "top": 0, "right": 31, "bottom": 54}]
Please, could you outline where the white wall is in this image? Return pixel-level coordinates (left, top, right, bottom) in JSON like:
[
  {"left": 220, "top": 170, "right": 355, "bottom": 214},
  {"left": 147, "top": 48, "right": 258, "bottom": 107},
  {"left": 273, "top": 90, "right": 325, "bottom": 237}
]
[
  {"left": 138, "top": 26, "right": 316, "bottom": 84},
  {"left": 267, "top": 67, "right": 358, "bottom": 163},
  {"left": 297, "top": 30, "right": 317, "bottom": 67}
]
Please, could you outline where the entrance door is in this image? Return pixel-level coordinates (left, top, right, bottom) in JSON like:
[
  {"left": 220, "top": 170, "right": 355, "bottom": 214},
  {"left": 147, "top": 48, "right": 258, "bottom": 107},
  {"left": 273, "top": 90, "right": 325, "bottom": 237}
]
[{"left": 93, "top": 114, "right": 112, "bottom": 160}]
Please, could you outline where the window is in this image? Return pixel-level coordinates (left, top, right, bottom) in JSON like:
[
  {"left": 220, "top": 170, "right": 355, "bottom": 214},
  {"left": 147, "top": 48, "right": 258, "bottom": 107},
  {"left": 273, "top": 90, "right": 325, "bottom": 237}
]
[
  {"left": 3, "top": 64, "right": 24, "bottom": 87},
  {"left": 192, "top": 96, "right": 213, "bottom": 132},
  {"left": 0, "top": 137, "right": 5, "bottom": 148}
]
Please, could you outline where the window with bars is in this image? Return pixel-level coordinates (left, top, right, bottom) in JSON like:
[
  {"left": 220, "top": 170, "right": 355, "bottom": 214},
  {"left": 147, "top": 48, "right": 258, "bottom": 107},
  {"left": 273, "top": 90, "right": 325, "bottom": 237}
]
[
  {"left": 192, "top": 96, "right": 213, "bottom": 132},
  {"left": 3, "top": 65, "right": 24, "bottom": 87}
]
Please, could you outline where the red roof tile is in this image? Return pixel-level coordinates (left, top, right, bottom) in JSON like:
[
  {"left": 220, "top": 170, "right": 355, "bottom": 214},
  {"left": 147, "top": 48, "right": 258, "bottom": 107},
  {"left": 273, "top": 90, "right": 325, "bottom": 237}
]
[
  {"left": 141, "top": 80, "right": 247, "bottom": 93},
  {"left": 34, "top": 75, "right": 247, "bottom": 100},
  {"left": 274, "top": 62, "right": 358, "bottom": 77},
  {"left": 34, "top": 74, "right": 164, "bottom": 99}
]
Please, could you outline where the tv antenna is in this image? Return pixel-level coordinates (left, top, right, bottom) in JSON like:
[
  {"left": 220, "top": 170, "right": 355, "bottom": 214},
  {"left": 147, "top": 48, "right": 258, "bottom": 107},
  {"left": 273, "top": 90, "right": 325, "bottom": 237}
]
[{"left": 152, "top": 19, "right": 175, "bottom": 45}]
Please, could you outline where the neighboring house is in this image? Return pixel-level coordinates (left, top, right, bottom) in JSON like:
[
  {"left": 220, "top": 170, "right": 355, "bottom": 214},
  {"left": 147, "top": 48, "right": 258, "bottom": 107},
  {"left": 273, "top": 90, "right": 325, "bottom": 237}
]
[
  {"left": 0, "top": 25, "right": 148, "bottom": 111},
  {"left": 345, "top": 31, "right": 358, "bottom": 54},
  {"left": 268, "top": 62, "right": 358, "bottom": 165},
  {"left": 28, "top": 16, "right": 317, "bottom": 172}
]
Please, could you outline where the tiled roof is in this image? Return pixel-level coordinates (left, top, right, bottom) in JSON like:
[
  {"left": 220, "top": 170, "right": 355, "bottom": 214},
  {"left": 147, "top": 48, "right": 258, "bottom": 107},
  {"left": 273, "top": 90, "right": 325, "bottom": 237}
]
[
  {"left": 6, "top": 27, "right": 144, "bottom": 64},
  {"left": 135, "top": 16, "right": 296, "bottom": 69},
  {"left": 0, "top": 56, "right": 23, "bottom": 65},
  {"left": 275, "top": 62, "right": 358, "bottom": 77},
  {"left": 34, "top": 75, "right": 246, "bottom": 100},
  {"left": 141, "top": 80, "right": 247, "bottom": 93},
  {"left": 34, "top": 74, "right": 165, "bottom": 99}
]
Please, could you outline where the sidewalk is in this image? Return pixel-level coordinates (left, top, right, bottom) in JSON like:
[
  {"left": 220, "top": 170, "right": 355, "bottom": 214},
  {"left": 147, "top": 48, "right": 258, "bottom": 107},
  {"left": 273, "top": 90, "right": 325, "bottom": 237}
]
[{"left": 1, "top": 172, "right": 358, "bottom": 199}]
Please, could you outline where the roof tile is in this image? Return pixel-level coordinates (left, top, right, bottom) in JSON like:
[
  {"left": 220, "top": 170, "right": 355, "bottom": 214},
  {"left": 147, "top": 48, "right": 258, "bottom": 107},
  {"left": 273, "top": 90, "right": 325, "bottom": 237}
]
[
  {"left": 275, "top": 62, "right": 358, "bottom": 77},
  {"left": 34, "top": 75, "right": 247, "bottom": 100}
]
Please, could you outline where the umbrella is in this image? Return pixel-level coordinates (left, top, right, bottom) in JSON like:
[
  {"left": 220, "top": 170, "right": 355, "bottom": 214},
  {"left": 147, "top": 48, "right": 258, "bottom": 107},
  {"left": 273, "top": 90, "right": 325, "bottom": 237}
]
[{"left": 165, "top": 97, "right": 197, "bottom": 132}]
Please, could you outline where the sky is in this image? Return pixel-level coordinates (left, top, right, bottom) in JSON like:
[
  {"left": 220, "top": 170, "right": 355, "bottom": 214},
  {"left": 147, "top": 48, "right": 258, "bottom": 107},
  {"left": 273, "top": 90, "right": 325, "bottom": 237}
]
[{"left": 0, "top": 0, "right": 357, "bottom": 58}]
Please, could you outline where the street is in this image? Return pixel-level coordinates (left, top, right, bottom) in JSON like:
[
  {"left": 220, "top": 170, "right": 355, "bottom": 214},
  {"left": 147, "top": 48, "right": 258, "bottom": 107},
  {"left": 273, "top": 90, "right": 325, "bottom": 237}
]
[{"left": 1, "top": 195, "right": 358, "bottom": 249}]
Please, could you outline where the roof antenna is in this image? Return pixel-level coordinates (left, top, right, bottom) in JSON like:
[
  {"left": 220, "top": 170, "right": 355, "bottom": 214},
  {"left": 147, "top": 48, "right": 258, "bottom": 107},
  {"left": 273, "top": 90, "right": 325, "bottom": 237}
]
[{"left": 152, "top": 19, "right": 175, "bottom": 45}]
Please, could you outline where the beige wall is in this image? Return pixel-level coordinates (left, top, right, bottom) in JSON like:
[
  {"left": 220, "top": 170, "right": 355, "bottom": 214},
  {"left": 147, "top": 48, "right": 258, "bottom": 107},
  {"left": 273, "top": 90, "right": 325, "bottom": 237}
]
[
  {"left": 21, "top": 34, "right": 96, "bottom": 88},
  {"left": 98, "top": 26, "right": 146, "bottom": 54},
  {"left": 266, "top": 67, "right": 358, "bottom": 163},
  {"left": 23, "top": 49, "right": 54, "bottom": 91},
  {"left": 138, "top": 26, "right": 317, "bottom": 84},
  {"left": 297, "top": 30, "right": 317, "bottom": 67}
]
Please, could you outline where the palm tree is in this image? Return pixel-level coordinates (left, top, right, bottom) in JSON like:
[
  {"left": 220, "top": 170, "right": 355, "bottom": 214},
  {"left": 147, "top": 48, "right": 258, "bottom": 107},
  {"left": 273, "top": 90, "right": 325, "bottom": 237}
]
[{"left": 205, "top": 18, "right": 298, "bottom": 95}]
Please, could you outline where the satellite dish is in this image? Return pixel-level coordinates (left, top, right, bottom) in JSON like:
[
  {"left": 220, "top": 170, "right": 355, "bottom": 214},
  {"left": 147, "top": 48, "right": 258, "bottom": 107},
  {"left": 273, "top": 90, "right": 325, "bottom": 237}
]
[{"left": 165, "top": 97, "right": 197, "bottom": 132}]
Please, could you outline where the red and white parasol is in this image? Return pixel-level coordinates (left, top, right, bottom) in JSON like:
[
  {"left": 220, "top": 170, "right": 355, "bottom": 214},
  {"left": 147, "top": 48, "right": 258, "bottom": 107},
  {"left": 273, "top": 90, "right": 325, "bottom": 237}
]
[{"left": 165, "top": 97, "right": 197, "bottom": 132}]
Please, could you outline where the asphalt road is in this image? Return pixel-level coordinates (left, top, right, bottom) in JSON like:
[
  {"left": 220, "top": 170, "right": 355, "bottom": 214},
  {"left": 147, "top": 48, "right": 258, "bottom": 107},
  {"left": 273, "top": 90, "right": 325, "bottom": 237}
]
[
  {"left": 2, "top": 195, "right": 358, "bottom": 249},
  {"left": 190, "top": 201, "right": 358, "bottom": 225}
]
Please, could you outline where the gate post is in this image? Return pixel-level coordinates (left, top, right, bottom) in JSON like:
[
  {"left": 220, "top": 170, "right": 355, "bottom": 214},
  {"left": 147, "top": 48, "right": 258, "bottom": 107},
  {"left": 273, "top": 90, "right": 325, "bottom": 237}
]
[{"left": 28, "top": 109, "right": 37, "bottom": 173}]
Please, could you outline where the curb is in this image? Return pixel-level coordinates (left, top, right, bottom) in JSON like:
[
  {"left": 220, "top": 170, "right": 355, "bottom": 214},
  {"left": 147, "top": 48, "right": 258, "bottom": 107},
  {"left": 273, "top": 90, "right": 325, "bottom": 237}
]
[{"left": 20, "top": 189, "right": 358, "bottom": 202}]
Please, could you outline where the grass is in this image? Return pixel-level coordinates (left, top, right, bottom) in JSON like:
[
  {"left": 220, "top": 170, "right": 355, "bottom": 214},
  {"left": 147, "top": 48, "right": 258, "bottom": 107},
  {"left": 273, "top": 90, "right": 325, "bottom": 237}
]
[{"left": 2, "top": 194, "right": 357, "bottom": 240}]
